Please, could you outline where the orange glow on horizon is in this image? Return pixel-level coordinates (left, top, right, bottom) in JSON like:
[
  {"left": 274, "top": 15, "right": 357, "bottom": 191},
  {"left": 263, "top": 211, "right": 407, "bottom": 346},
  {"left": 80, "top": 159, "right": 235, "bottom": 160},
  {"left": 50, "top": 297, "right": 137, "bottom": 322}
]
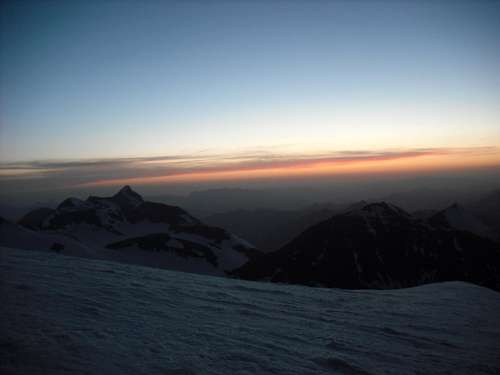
[{"left": 79, "top": 149, "right": 500, "bottom": 188}]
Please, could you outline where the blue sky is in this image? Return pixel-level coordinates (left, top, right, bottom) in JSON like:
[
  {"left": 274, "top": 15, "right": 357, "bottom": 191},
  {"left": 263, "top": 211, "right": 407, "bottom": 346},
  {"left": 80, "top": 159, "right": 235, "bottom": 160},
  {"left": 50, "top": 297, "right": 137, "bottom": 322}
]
[{"left": 0, "top": 0, "right": 499, "bottom": 187}]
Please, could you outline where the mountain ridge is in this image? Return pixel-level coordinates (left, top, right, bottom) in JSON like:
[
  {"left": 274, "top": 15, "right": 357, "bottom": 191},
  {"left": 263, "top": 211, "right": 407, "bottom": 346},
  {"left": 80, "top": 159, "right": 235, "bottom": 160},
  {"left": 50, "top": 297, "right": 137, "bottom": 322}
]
[
  {"left": 234, "top": 201, "right": 500, "bottom": 291},
  {"left": 3, "top": 186, "right": 258, "bottom": 276}
]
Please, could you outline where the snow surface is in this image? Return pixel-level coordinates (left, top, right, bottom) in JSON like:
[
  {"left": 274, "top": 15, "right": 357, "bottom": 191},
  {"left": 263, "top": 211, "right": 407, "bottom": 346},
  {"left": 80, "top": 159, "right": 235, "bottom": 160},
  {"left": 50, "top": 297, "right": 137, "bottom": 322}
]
[
  {"left": 2, "top": 247, "right": 500, "bottom": 375},
  {"left": 1, "top": 218, "right": 253, "bottom": 276},
  {"left": 0, "top": 219, "right": 95, "bottom": 256}
]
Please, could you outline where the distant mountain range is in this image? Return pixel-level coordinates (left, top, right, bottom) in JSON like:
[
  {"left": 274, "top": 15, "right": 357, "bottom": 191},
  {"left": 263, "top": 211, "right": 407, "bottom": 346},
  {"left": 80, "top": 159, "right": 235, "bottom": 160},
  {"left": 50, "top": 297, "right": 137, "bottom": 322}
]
[
  {"left": 1, "top": 186, "right": 258, "bottom": 276},
  {"left": 1, "top": 186, "right": 499, "bottom": 291},
  {"left": 204, "top": 197, "right": 499, "bottom": 252},
  {"left": 146, "top": 188, "right": 313, "bottom": 218},
  {"left": 204, "top": 201, "right": 368, "bottom": 252},
  {"left": 234, "top": 202, "right": 500, "bottom": 291}
]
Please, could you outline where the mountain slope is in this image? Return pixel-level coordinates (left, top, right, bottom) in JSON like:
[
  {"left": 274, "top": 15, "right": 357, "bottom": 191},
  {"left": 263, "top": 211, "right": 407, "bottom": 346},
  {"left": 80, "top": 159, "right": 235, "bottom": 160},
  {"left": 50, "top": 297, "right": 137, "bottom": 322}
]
[
  {"left": 0, "top": 216, "right": 94, "bottom": 256},
  {"left": 2, "top": 246, "right": 500, "bottom": 375},
  {"left": 470, "top": 189, "right": 500, "bottom": 241},
  {"left": 204, "top": 201, "right": 367, "bottom": 252},
  {"left": 429, "top": 203, "right": 496, "bottom": 240},
  {"left": 234, "top": 202, "right": 500, "bottom": 290},
  {"left": 8, "top": 186, "right": 257, "bottom": 276}
]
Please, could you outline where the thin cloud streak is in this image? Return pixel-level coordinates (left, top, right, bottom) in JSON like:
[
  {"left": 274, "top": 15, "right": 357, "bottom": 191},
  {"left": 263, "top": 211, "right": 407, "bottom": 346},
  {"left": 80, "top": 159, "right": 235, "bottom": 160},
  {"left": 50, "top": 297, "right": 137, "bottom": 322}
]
[{"left": 0, "top": 147, "right": 498, "bottom": 191}]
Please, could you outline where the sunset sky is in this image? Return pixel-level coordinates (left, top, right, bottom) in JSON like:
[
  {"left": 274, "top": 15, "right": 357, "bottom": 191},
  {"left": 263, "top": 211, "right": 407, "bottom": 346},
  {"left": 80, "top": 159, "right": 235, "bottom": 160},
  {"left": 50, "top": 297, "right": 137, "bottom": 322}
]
[{"left": 1, "top": 1, "right": 499, "bottom": 193}]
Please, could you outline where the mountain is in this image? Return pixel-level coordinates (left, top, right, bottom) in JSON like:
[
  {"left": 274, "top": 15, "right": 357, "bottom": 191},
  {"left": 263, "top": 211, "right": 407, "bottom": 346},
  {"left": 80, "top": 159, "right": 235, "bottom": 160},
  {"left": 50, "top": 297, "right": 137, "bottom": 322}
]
[
  {"left": 5, "top": 186, "right": 257, "bottom": 276},
  {"left": 469, "top": 189, "right": 500, "bottom": 241},
  {"left": 380, "top": 188, "right": 468, "bottom": 212},
  {"left": 204, "top": 201, "right": 367, "bottom": 252},
  {"left": 204, "top": 208, "right": 303, "bottom": 252},
  {"left": 429, "top": 203, "right": 497, "bottom": 240},
  {"left": 0, "top": 216, "right": 95, "bottom": 256},
  {"left": 3, "top": 246, "right": 500, "bottom": 375},
  {"left": 234, "top": 202, "right": 500, "bottom": 291},
  {"left": 17, "top": 207, "right": 56, "bottom": 229},
  {"left": 149, "top": 188, "right": 312, "bottom": 217}
]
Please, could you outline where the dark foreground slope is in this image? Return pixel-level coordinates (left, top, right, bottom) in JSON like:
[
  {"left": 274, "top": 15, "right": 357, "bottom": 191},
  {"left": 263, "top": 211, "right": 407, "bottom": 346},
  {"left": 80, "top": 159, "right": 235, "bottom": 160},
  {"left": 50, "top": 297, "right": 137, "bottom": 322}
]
[
  {"left": 2, "top": 247, "right": 500, "bottom": 375},
  {"left": 235, "top": 202, "right": 500, "bottom": 291}
]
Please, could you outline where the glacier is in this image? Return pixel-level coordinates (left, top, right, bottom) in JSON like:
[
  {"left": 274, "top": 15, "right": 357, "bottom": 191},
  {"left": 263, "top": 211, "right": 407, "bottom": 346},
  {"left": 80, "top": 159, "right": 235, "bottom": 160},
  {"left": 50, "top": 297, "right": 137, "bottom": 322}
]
[{"left": 1, "top": 246, "right": 500, "bottom": 374}]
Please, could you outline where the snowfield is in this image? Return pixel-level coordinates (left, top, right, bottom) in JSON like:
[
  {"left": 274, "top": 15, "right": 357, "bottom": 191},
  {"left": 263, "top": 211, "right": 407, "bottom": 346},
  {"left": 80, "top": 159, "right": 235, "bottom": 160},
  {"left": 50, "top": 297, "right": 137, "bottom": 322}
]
[
  {"left": 2, "top": 247, "right": 500, "bottom": 375},
  {"left": 4, "top": 186, "right": 258, "bottom": 277}
]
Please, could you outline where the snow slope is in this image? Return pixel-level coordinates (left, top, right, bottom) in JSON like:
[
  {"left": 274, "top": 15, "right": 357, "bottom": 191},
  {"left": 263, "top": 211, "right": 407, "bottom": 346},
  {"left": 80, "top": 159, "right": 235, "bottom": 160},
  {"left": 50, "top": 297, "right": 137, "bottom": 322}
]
[
  {"left": 2, "top": 247, "right": 500, "bottom": 375},
  {"left": 0, "top": 217, "right": 95, "bottom": 256},
  {"left": 7, "top": 186, "right": 258, "bottom": 276}
]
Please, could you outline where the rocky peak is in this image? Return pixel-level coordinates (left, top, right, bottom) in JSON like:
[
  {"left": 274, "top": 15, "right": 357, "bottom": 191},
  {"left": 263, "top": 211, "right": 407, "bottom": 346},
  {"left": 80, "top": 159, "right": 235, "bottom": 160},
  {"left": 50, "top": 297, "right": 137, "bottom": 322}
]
[
  {"left": 118, "top": 185, "right": 134, "bottom": 195},
  {"left": 112, "top": 186, "right": 144, "bottom": 209},
  {"left": 57, "top": 198, "right": 86, "bottom": 211},
  {"left": 354, "top": 202, "right": 410, "bottom": 219}
]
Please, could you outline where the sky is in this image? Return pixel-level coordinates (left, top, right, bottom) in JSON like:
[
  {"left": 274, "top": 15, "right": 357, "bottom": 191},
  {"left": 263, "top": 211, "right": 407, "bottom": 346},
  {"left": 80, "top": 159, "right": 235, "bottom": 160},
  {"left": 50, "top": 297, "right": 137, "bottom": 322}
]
[{"left": 1, "top": 0, "right": 500, "bottom": 195}]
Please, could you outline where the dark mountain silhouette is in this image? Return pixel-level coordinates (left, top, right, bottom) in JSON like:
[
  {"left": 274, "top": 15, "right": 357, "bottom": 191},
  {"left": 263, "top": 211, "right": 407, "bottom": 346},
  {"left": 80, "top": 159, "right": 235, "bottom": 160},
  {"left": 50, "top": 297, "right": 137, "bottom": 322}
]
[
  {"left": 148, "top": 188, "right": 312, "bottom": 217},
  {"left": 18, "top": 207, "right": 55, "bottom": 229},
  {"left": 234, "top": 202, "right": 500, "bottom": 291},
  {"left": 204, "top": 201, "right": 367, "bottom": 252},
  {"left": 429, "top": 203, "right": 496, "bottom": 240},
  {"left": 469, "top": 189, "right": 500, "bottom": 241}
]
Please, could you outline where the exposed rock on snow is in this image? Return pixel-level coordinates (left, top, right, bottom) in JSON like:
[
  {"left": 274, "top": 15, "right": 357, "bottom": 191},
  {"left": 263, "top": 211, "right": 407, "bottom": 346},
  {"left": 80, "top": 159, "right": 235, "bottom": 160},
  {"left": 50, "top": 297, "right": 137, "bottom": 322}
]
[{"left": 6, "top": 187, "right": 258, "bottom": 276}]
